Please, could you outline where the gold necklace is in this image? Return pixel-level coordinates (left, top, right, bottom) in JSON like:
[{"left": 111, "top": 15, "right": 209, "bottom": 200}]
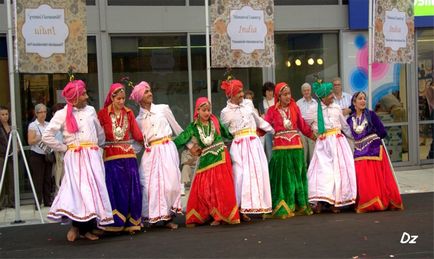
[
  {"left": 278, "top": 106, "right": 292, "bottom": 129},
  {"left": 110, "top": 111, "right": 128, "bottom": 141}
]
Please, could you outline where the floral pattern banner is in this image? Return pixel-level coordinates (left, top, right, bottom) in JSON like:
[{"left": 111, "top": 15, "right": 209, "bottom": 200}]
[
  {"left": 373, "top": 0, "right": 414, "bottom": 63},
  {"left": 16, "top": 0, "right": 87, "bottom": 73},
  {"left": 211, "top": 0, "right": 274, "bottom": 68}
]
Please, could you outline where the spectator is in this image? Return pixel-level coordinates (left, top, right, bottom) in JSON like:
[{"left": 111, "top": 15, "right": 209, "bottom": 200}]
[
  {"left": 27, "top": 103, "right": 53, "bottom": 207},
  {"left": 258, "top": 82, "right": 275, "bottom": 161},
  {"left": 0, "top": 105, "right": 14, "bottom": 209},
  {"left": 296, "top": 83, "right": 317, "bottom": 165},
  {"left": 332, "top": 77, "right": 352, "bottom": 117},
  {"left": 244, "top": 89, "right": 260, "bottom": 116}
]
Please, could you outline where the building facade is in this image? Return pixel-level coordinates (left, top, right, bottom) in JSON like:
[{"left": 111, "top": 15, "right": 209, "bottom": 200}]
[{"left": 0, "top": 0, "right": 432, "bottom": 173}]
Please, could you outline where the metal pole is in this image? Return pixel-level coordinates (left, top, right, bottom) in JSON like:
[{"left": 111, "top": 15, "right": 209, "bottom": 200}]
[
  {"left": 6, "top": 0, "right": 23, "bottom": 223},
  {"left": 5, "top": 0, "right": 44, "bottom": 224},
  {"left": 187, "top": 34, "right": 194, "bottom": 121},
  {"left": 368, "top": 0, "right": 373, "bottom": 110},
  {"left": 205, "top": 0, "right": 212, "bottom": 103}
]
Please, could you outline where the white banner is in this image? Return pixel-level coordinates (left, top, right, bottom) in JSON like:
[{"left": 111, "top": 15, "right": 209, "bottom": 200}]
[
  {"left": 211, "top": 0, "right": 274, "bottom": 68},
  {"left": 22, "top": 5, "right": 69, "bottom": 58},
  {"left": 16, "top": 0, "right": 88, "bottom": 73},
  {"left": 373, "top": 0, "right": 414, "bottom": 63},
  {"left": 226, "top": 6, "right": 267, "bottom": 54}
]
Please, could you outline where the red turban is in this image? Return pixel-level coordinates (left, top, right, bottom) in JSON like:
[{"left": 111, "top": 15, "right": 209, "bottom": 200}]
[{"left": 220, "top": 79, "right": 243, "bottom": 97}]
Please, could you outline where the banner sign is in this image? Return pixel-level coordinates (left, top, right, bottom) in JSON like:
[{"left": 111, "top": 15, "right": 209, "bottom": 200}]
[
  {"left": 414, "top": 0, "right": 434, "bottom": 16},
  {"left": 373, "top": 0, "right": 414, "bottom": 63},
  {"left": 16, "top": 0, "right": 87, "bottom": 73},
  {"left": 211, "top": 0, "right": 274, "bottom": 67}
]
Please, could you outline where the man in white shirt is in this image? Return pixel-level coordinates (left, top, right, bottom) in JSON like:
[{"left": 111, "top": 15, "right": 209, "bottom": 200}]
[
  {"left": 220, "top": 79, "right": 274, "bottom": 221},
  {"left": 332, "top": 77, "right": 352, "bottom": 117},
  {"left": 130, "top": 81, "right": 184, "bottom": 230},
  {"left": 42, "top": 80, "right": 113, "bottom": 242},
  {"left": 305, "top": 81, "right": 356, "bottom": 214},
  {"left": 296, "top": 83, "right": 317, "bottom": 165}
]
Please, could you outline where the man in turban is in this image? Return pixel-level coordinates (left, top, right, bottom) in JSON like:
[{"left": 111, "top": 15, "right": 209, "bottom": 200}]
[
  {"left": 220, "top": 79, "right": 274, "bottom": 221},
  {"left": 42, "top": 80, "right": 113, "bottom": 241},
  {"left": 130, "top": 81, "right": 187, "bottom": 229},
  {"left": 304, "top": 81, "right": 356, "bottom": 214}
]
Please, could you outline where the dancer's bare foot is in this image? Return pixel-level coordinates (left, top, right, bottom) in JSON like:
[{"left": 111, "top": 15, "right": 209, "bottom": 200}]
[
  {"left": 165, "top": 222, "right": 178, "bottom": 230},
  {"left": 91, "top": 229, "right": 105, "bottom": 236},
  {"left": 84, "top": 232, "right": 99, "bottom": 241},
  {"left": 241, "top": 214, "right": 251, "bottom": 222},
  {"left": 210, "top": 220, "right": 221, "bottom": 226},
  {"left": 66, "top": 227, "right": 79, "bottom": 242},
  {"left": 330, "top": 206, "right": 341, "bottom": 214},
  {"left": 313, "top": 203, "right": 323, "bottom": 214}
]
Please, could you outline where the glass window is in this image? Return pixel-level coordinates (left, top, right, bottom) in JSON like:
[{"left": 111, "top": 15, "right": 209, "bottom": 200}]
[
  {"left": 0, "top": 37, "right": 9, "bottom": 108},
  {"left": 108, "top": 0, "right": 185, "bottom": 6},
  {"left": 86, "top": 0, "right": 96, "bottom": 5},
  {"left": 111, "top": 35, "right": 190, "bottom": 127},
  {"left": 373, "top": 64, "right": 409, "bottom": 161},
  {"left": 416, "top": 28, "right": 434, "bottom": 160},
  {"left": 190, "top": 35, "right": 263, "bottom": 117},
  {"left": 274, "top": 32, "right": 339, "bottom": 101}
]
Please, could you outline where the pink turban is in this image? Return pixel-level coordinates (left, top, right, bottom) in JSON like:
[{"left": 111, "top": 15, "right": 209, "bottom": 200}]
[
  {"left": 104, "top": 83, "right": 125, "bottom": 108},
  {"left": 129, "top": 81, "right": 151, "bottom": 103},
  {"left": 220, "top": 79, "right": 243, "bottom": 97},
  {"left": 62, "top": 80, "right": 86, "bottom": 133}
]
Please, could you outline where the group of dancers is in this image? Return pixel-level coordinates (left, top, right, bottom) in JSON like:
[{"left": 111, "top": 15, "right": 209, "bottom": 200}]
[{"left": 40, "top": 76, "right": 404, "bottom": 242}]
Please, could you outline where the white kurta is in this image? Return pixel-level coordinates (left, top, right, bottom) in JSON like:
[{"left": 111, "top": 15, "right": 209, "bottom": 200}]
[
  {"left": 42, "top": 105, "right": 114, "bottom": 225},
  {"left": 220, "top": 99, "right": 274, "bottom": 213},
  {"left": 304, "top": 102, "right": 357, "bottom": 207},
  {"left": 136, "top": 104, "right": 182, "bottom": 223}
]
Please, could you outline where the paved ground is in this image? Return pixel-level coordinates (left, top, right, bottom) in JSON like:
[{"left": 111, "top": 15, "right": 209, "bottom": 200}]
[
  {"left": 0, "top": 192, "right": 432, "bottom": 258},
  {"left": 1, "top": 168, "right": 432, "bottom": 227}
]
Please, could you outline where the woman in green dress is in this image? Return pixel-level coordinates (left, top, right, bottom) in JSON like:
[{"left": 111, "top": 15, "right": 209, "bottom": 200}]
[
  {"left": 174, "top": 97, "right": 240, "bottom": 227},
  {"left": 264, "top": 82, "right": 316, "bottom": 218}
]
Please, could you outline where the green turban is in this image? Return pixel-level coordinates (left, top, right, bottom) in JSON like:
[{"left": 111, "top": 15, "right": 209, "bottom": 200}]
[
  {"left": 312, "top": 81, "right": 333, "bottom": 99},
  {"left": 312, "top": 81, "right": 333, "bottom": 134}
]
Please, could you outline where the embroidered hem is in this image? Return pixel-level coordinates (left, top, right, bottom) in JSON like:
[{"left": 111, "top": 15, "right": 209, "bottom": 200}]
[
  {"left": 272, "top": 144, "right": 303, "bottom": 150},
  {"left": 47, "top": 209, "right": 113, "bottom": 224},
  {"left": 354, "top": 146, "right": 384, "bottom": 161},
  {"left": 196, "top": 151, "right": 226, "bottom": 174},
  {"left": 144, "top": 206, "right": 182, "bottom": 224},
  {"left": 240, "top": 207, "right": 272, "bottom": 214},
  {"left": 186, "top": 206, "right": 240, "bottom": 225},
  {"left": 356, "top": 196, "right": 404, "bottom": 213},
  {"left": 308, "top": 196, "right": 356, "bottom": 207}
]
